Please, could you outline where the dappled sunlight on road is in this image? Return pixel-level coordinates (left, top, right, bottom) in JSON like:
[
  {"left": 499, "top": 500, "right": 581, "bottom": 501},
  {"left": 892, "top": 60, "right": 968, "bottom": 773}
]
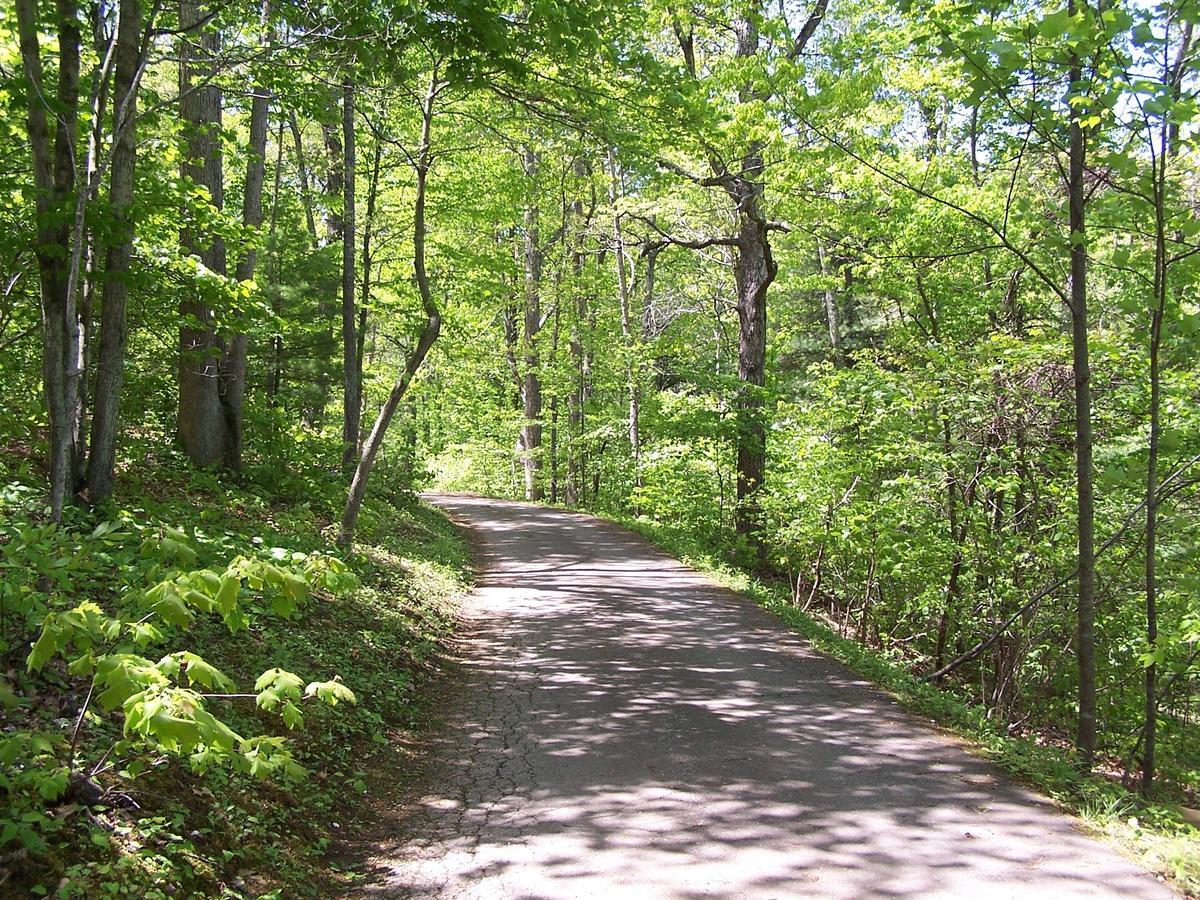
[{"left": 349, "top": 495, "right": 1171, "bottom": 899}]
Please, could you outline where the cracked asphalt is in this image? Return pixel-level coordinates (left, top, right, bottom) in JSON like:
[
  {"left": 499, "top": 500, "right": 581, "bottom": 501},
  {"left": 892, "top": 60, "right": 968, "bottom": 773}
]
[{"left": 351, "top": 495, "right": 1174, "bottom": 899}]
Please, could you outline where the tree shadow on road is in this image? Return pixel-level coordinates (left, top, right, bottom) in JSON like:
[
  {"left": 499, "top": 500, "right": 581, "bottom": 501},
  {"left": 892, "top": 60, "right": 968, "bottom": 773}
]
[{"left": 340, "top": 496, "right": 1167, "bottom": 899}]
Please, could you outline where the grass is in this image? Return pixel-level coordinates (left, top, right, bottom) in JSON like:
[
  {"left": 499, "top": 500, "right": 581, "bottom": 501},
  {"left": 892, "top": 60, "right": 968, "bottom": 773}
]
[
  {"left": 600, "top": 510, "right": 1200, "bottom": 896},
  {"left": 1, "top": 448, "right": 473, "bottom": 898}
]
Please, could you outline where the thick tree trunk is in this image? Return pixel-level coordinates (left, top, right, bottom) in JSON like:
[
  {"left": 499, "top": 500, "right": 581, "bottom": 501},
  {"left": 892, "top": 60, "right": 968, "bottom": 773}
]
[
  {"left": 341, "top": 81, "right": 360, "bottom": 470},
  {"left": 221, "top": 1, "right": 269, "bottom": 470},
  {"left": 177, "top": 0, "right": 227, "bottom": 468},
  {"left": 87, "top": 0, "right": 141, "bottom": 501},
  {"left": 16, "top": 0, "right": 81, "bottom": 519},
  {"left": 520, "top": 145, "right": 543, "bottom": 501},
  {"left": 728, "top": 10, "right": 779, "bottom": 553},
  {"left": 1067, "top": 0, "right": 1096, "bottom": 769},
  {"left": 732, "top": 204, "right": 774, "bottom": 545}
]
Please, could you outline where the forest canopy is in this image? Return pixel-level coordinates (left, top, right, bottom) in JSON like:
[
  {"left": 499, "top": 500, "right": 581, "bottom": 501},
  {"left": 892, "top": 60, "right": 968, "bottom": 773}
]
[{"left": 2, "top": 0, "right": 1200, "bottom": 893}]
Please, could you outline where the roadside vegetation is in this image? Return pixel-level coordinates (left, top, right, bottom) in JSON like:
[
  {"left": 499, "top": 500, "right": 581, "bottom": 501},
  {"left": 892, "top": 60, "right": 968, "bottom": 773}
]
[
  {"left": 4, "top": 0, "right": 1200, "bottom": 893},
  {"left": 2, "top": 430, "right": 470, "bottom": 897},
  {"left": 606, "top": 511, "right": 1200, "bottom": 895}
]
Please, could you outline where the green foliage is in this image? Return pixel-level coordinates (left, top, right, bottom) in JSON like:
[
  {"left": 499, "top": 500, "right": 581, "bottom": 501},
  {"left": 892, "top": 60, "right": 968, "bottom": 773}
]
[
  {"left": 0, "top": 421, "right": 469, "bottom": 894},
  {"left": 5, "top": 0, "right": 1200, "bottom": 892}
]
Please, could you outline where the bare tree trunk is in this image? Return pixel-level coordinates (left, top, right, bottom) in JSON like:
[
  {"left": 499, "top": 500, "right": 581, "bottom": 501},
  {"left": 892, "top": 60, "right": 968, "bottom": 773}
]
[
  {"left": 731, "top": 185, "right": 774, "bottom": 550},
  {"left": 339, "top": 72, "right": 442, "bottom": 548},
  {"left": 1068, "top": 0, "right": 1096, "bottom": 769},
  {"left": 177, "top": 0, "right": 227, "bottom": 467},
  {"left": 287, "top": 111, "right": 318, "bottom": 245},
  {"left": 520, "top": 144, "right": 543, "bottom": 501},
  {"left": 341, "top": 81, "right": 360, "bottom": 470},
  {"left": 817, "top": 238, "right": 843, "bottom": 366},
  {"left": 77, "top": 2, "right": 115, "bottom": 479},
  {"left": 220, "top": 0, "right": 270, "bottom": 471},
  {"left": 661, "top": 0, "right": 825, "bottom": 553},
  {"left": 549, "top": 301, "right": 560, "bottom": 503},
  {"left": 565, "top": 158, "right": 590, "bottom": 508},
  {"left": 16, "top": 0, "right": 82, "bottom": 519},
  {"left": 1141, "top": 20, "right": 1190, "bottom": 797},
  {"left": 728, "top": 12, "right": 778, "bottom": 556},
  {"left": 357, "top": 135, "right": 382, "bottom": 413},
  {"left": 608, "top": 150, "right": 641, "bottom": 496},
  {"left": 87, "top": 0, "right": 142, "bottom": 501},
  {"left": 267, "top": 118, "right": 285, "bottom": 401},
  {"left": 309, "top": 111, "right": 344, "bottom": 426}
]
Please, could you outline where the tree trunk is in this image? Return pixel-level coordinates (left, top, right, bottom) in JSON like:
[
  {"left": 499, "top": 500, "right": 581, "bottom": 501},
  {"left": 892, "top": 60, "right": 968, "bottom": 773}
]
[
  {"left": 817, "top": 238, "right": 843, "bottom": 366},
  {"left": 608, "top": 151, "right": 641, "bottom": 496},
  {"left": 309, "top": 111, "right": 344, "bottom": 426},
  {"left": 357, "top": 136, "right": 382, "bottom": 412},
  {"left": 221, "top": 0, "right": 270, "bottom": 471},
  {"left": 549, "top": 301, "right": 560, "bottom": 503},
  {"left": 520, "top": 144, "right": 543, "bottom": 501},
  {"left": 16, "top": 0, "right": 82, "bottom": 519},
  {"left": 341, "top": 81, "right": 360, "bottom": 470},
  {"left": 86, "top": 0, "right": 141, "bottom": 501},
  {"left": 77, "top": 3, "right": 115, "bottom": 480},
  {"left": 731, "top": 190, "right": 775, "bottom": 549},
  {"left": 1141, "top": 21, "right": 1190, "bottom": 797},
  {"left": 287, "top": 111, "right": 319, "bottom": 245},
  {"left": 339, "top": 73, "right": 441, "bottom": 548},
  {"left": 267, "top": 118, "right": 285, "bottom": 402},
  {"left": 728, "top": 11, "right": 778, "bottom": 554},
  {"left": 1067, "top": 0, "right": 1096, "bottom": 769},
  {"left": 177, "top": 0, "right": 227, "bottom": 468},
  {"left": 565, "top": 158, "right": 589, "bottom": 508}
]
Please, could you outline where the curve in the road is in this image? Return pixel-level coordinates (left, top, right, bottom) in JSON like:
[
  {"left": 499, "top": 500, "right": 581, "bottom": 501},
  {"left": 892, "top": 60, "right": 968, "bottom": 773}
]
[{"left": 353, "top": 495, "right": 1173, "bottom": 899}]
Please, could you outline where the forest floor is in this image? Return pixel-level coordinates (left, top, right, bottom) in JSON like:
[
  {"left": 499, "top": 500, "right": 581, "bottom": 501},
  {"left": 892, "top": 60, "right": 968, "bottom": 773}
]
[
  {"left": 1, "top": 456, "right": 473, "bottom": 898},
  {"left": 337, "top": 495, "right": 1175, "bottom": 899}
]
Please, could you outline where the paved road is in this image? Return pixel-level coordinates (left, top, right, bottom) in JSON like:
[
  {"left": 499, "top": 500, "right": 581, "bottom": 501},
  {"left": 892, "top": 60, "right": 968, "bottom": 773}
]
[{"left": 355, "top": 495, "right": 1173, "bottom": 899}]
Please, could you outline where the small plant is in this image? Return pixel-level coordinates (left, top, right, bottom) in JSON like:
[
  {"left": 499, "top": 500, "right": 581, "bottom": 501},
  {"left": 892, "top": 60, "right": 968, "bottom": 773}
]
[{"left": 2, "top": 516, "right": 360, "bottom": 859}]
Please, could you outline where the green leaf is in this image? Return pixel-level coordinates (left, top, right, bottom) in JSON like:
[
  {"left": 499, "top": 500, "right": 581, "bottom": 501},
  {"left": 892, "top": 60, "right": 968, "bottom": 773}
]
[
  {"left": 216, "top": 574, "right": 240, "bottom": 613},
  {"left": 27, "top": 621, "right": 60, "bottom": 672},
  {"left": 304, "top": 678, "right": 356, "bottom": 706},
  {"left": 280, "top": 702, "right": 304, "bottom": 729}
]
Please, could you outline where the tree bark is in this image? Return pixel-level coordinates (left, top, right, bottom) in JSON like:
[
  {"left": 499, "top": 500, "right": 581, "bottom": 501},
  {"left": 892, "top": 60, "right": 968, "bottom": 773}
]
[
  {"left": 357, "top": 135, "right": 382, "bottom": 417},
  {"left": 177, "top": 0, "right": 227, "bottom": 468},
  {"left": 341, "top": 81, "right": 360, "bottom": 470},
  {"left": 16, "top": 0, "right": 82, "bottom": 519},
  {"left": 86, "top": 0, "right": 142, "bottom": 501},
  {"left": 339, "top": 73, "right": 442, "bottom": 548},
  {"left": 520, "top": 144, "right": 544, "bottom": 501},
  {"left": 565, "top": 157, "right": 590, "bottom": 508},
  {"left": 608, "top": 151, "right": 641, "bottom": 495},
  {"left": 220, "top": 0, "right": 270, "bottom": 471},
  {"left": 76, "top": 3, "right": 116, "bottom": 479},
  {"left": 1067, "top": 0, "right": 1096, "bottom": 769},
  {"left": 817, "top": 238, "right": 843, "bottom": 366},
  {"left": 309, "top": 109, "right": 344, "bottom": 425},
  {"left": 287, "top": 111, "right": 319, "bottom": 245},
  {"left": 1140, "top": 20, "right": 1190, "bottom": 797},
  {"left": 267, "top": 118, "right": 285, "bottom": 401}
]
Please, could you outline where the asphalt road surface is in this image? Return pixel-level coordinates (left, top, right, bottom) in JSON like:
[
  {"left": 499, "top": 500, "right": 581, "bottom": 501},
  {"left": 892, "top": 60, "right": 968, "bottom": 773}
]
[{"left": 354, "top": 495, "right": 1174, "bottom": 899}]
